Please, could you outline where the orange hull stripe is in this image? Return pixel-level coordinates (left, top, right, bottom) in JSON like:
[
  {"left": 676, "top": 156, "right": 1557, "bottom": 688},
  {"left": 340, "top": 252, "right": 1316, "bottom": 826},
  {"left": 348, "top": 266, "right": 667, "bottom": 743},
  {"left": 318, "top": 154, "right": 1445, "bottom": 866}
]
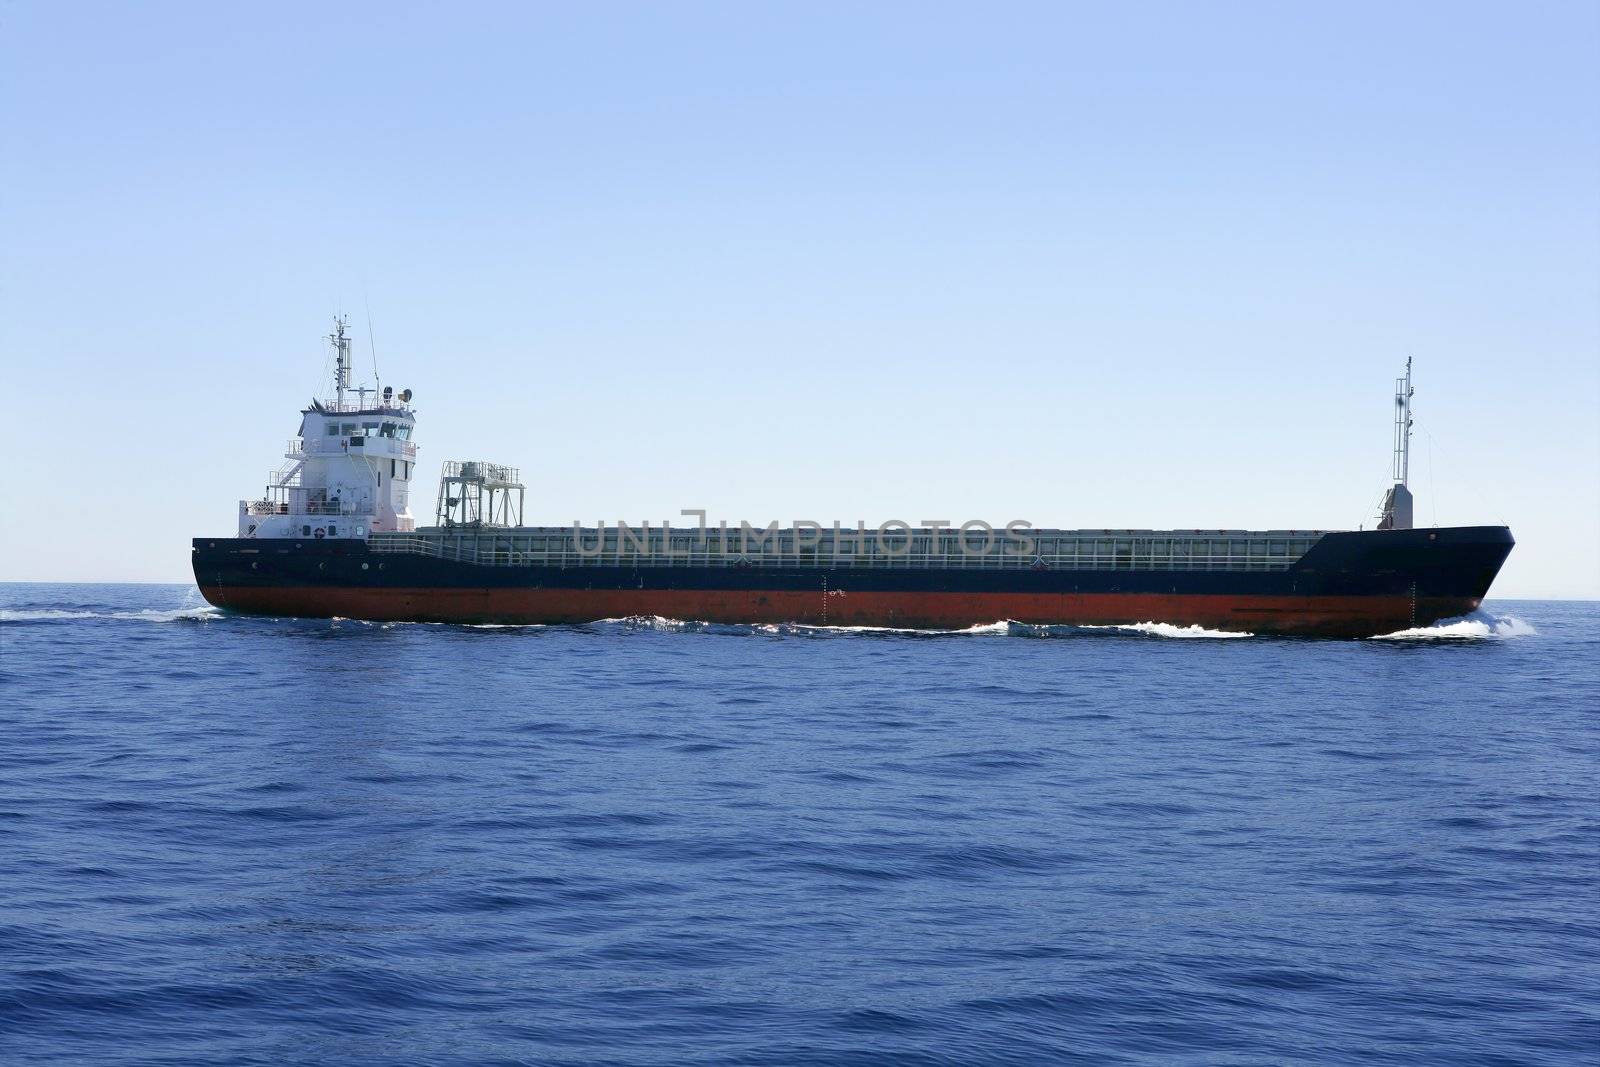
[{"left": 199, "top": 585, "right": 1478, "bottom": 637}]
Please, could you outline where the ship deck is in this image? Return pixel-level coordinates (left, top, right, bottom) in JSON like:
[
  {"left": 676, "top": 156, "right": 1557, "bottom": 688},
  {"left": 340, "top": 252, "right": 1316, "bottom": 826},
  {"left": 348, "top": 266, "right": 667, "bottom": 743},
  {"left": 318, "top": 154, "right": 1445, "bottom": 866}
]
[{"left": 368, "top": 526, "right": 1333, "bottom": 573}]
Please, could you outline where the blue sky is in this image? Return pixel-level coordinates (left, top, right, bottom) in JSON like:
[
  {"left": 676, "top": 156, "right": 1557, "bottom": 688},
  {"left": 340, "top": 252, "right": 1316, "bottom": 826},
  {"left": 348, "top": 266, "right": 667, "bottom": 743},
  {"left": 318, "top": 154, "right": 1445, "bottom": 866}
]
[{"left": 2, "top": 2, "right": 1596, "bottom": 597}]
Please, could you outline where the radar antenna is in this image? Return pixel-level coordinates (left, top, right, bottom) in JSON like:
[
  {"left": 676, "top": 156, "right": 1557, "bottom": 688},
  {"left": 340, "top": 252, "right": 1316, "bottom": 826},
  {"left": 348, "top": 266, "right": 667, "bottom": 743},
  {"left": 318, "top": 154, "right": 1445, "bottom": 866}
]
[{"left": 1377, "top": 358, "right": 1415, "bottom": 530}]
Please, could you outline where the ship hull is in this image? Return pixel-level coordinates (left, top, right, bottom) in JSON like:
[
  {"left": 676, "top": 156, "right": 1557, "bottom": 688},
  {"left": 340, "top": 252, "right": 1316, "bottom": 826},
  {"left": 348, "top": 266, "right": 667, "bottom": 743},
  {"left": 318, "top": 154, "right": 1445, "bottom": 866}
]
[{"left": 192, "top": 526, "right": 1513, "bottom": 638}]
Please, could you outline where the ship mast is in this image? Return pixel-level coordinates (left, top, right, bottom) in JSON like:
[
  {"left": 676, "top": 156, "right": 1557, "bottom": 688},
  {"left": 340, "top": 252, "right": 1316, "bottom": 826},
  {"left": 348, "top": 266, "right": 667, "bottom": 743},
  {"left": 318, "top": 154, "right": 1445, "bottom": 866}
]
[
  {"left": 1393, "top": 356, "right": 1413, "bottom": 487},
  {"left": 328, "top": 315, "right": 352, "bottom": 408},
  {"left": 1377, "top": 358, "right": 1415, "bottom": 530}
]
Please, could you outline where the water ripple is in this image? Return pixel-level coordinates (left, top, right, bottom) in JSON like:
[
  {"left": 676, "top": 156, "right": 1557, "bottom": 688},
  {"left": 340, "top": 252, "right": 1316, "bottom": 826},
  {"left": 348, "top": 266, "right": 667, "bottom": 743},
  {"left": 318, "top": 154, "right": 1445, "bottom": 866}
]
[{"left": 1, "top": 585, "right": 1594, "bottom": 1066}]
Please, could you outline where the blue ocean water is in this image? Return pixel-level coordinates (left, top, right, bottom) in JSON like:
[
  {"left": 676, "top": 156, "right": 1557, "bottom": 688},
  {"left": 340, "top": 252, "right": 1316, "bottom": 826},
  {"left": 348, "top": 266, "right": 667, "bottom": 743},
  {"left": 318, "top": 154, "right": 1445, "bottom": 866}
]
[{"left": 1, "top": 584, "right": 1596, "bottom": 1065}]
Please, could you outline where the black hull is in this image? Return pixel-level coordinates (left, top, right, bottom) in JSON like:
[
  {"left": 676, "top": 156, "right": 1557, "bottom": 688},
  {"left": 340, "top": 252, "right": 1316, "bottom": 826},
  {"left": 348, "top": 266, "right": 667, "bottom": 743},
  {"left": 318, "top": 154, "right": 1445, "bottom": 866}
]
[{"left": 191, "top": 526, "right": 1513, "bottom": 637}]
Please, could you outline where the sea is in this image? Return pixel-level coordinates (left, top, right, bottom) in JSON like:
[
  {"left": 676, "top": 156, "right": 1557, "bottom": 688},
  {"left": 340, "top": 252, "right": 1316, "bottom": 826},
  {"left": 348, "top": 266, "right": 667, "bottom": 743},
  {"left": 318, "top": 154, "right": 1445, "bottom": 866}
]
[{"left": 2, "top": 583, "right": 1596, "bottom": 1066}]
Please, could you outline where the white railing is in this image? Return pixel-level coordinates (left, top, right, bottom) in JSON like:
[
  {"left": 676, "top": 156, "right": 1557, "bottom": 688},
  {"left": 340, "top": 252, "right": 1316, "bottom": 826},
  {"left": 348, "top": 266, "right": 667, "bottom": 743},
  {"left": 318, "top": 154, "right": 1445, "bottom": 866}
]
[
  {"left": 314, "top": 396, "right": 411, "bottom": 414},
  {"left": 441, "top": 459, "right": 517, "bottom": 484},
  {"left": 371, "top": 536, "right": 445, "bottom": 557},
  {"left": 245, "top": 499, "right": 357, "bottom": 517}
]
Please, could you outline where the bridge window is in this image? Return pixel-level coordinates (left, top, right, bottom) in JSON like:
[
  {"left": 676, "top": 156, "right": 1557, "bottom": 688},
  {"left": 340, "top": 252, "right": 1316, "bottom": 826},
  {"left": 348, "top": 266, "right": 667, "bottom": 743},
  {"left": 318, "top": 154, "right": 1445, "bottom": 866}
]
[
  {"left": 325, "top": 423, "right": 339, "bottom": 436},
  {"left": 380, "top": 422, "right": 397, "bottom": 437}
]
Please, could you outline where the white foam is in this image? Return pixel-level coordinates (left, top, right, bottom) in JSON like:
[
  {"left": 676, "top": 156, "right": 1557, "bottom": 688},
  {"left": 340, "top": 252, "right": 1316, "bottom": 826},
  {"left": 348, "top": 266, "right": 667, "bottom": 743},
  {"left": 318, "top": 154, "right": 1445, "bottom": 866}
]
[
  {"left": 592, "top": 616, "right": 1253, "bottom": 639},
  {"left": 1082, "top": 621, "right": 1254, "bottom": 639},
  {"left": 0, "top": 607, "right": 220, "bottom": 623},
  {"left": 952, "top": 620, "right": 1013, "bottom": 635},
  {"left": 597, "top": 616, "right": 1016, "bottom": 636},
  {"left": 763, "top": 622, "right": 939, "bottom": 635},
  {"left": 1372, "top": 613, "right": 1536, "bottom": 640},
  {"left": 607, "top": 615, "right": 703, "bottom": 632},
  {"left": 787, "top": 621, "right": 1014, "bottom": 635}
]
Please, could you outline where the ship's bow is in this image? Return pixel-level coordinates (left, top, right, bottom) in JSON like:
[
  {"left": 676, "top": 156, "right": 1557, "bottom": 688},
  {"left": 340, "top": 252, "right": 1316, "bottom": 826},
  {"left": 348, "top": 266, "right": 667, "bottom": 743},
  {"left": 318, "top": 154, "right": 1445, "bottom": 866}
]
[{"left": 1291, "top": 525, "right": 1514, "bottom": 633}]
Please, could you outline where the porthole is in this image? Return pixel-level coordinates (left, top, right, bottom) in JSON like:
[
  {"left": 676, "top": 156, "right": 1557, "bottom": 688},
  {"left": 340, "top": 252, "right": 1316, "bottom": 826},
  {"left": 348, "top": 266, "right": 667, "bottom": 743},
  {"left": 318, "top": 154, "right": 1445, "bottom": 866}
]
[
  {"left": 251, "top": 562, "right": 258, "bottom": 570},
  {"left": 361, "top": 563, "right": 369, "bottom": 570}
]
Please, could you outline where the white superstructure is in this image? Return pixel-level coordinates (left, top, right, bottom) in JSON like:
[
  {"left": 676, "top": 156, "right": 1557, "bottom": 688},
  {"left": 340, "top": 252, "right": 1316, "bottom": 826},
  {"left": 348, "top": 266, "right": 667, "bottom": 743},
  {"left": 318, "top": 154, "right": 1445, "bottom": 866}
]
[{"left": 238, "top": 317, "right": 418, "bottom": 540}]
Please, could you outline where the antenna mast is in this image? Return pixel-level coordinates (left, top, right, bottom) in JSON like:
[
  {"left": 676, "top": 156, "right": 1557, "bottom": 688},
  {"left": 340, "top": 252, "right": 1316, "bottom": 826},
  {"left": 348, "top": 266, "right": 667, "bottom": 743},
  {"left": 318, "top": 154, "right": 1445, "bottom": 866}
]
[
  {"left": 1392, "top": 356, "right": 1414, "bottom": 486},
  {"left": 1377, "top": 358, "right": 1415, "bottom": 530},
  {"left": 328, "top": 316, "right": 352, "bottom": 407}
]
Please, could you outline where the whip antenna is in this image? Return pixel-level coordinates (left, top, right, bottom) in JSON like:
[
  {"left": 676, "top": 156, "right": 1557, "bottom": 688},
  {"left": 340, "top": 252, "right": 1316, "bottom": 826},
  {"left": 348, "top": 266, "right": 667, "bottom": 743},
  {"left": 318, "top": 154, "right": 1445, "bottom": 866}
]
[{"left": 364, "top": 295, "right": 381, "bottom": 394}]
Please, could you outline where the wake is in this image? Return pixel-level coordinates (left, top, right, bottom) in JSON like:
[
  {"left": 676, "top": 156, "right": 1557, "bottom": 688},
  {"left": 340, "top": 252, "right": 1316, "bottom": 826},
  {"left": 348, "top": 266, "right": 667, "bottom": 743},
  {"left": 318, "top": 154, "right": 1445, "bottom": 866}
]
[
  {"left": 3, "top": 607, "right": 1532, "bottom": 642},
  {"left": 0, "top": 607, "right": 221, "bottom": 624},
  {"left": 1079, "top": 621, "right": 1253, "bottom": 639},
  {"left": 1371, "top": 612, "right": 1536, "bottom": 641},
  {"left": 608, "top": 616, "right": 1254, "bottom": 639}
]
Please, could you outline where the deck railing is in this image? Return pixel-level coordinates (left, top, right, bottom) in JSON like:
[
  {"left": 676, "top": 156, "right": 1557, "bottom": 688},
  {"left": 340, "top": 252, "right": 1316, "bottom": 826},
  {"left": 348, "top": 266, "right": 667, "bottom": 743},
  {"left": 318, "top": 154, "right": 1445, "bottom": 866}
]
[
  {"left": 313, "top": 396, "right": 412, "bottom": 414},
  {"left": 244, "top": 499, "right": 357, "bottom": 517},
  {"left": 367, "top": 533, "right": 1323, "bottom": 573}
]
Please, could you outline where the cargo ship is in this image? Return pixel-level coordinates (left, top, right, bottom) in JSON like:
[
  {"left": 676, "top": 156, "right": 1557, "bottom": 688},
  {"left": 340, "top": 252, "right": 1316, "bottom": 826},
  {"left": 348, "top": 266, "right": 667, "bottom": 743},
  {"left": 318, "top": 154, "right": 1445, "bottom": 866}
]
[{"left": 193, "top": 322, "right": 1512, "bottom": 637}]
